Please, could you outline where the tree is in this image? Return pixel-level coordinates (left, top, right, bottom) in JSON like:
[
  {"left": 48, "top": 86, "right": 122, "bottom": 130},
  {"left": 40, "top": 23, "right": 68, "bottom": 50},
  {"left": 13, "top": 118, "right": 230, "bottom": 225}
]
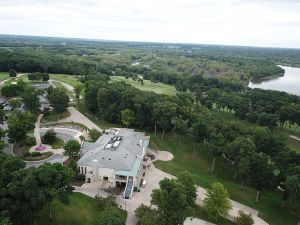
[
  {"left": 22, "top": 86, "right": 40, "bottom": 112},
  {"left": 8, "top": 69, "right": 16, "bottom": 77},
  {"left": 249, "top": 153, "right": 276, "bottom": 202},
  {"left": 153, "top": 101, "right": 177, "bottom": 140},
  {"left": 74, "top": 84, "right": 83, "bottom": 103},
  {"left": 96, "top": 208, "right": 125, "bottom": 225},
  {"left": 225, "top": 137, "right": 256, "bottom": 181},
  {"left": 64, "top": 140, "right": 81, "bottom": 158},
  {"left": 208, "top": 132, "right": 225, "bottom": 174},
  {"left": 7, "top": 111, "right": 35, "bottom": 144},
  {"left": 171, "top": 115, "right": 188, "bottom": 147},
  {"left": 121, "top": 108, "right": 135, "bottom": 126},
  {"left": 89, "top": 128, "right": 101, "bottom": 142},
  {"left": 151, "top": 174, "right": 195, "bottom": 225},
  {"left": 236, "top": 211, "right": 254, "bottom": 225},
  {"left": 41, "top": 73, "right": 49, "bottom": 81},
  {"left": 42, "top": 129, "right": 57, "bottom": 144},
  {"left": 284, "top": 166, "right": 300, "bottom": 207},
  {"left": 48, "top": 88, "right": 69, "bottom": 113},
  {"left": 135, "top": 204, "right": 158, "bottom": 225},
  {"left": 0, "top": 106, "right": 5, "bottom": 124},
  {"left": 203, "top": 182, "right": 232, "bottom": 222},
  {"left": 35, "top": 163, "right": 74, "bottom": 220},
  {"left": 8, "top": 98, "right": 22, "bottom": 109}
]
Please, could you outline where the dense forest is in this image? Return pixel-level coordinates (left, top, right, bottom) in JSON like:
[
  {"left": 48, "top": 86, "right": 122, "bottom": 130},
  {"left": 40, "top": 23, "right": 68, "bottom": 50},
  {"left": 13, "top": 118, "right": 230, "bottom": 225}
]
[
  {"left": 1, "top": 34, "right": 300, "bottom": 85},
  {"left": 0, "top": 35, "right": 300, "bottom": 224}
]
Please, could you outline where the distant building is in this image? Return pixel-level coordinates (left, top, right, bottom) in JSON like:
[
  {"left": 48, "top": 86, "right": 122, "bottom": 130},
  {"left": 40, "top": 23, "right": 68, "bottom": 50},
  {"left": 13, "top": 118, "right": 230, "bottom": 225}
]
[{"left": 77, "top": 128, "right": 151, "bottom": 198}]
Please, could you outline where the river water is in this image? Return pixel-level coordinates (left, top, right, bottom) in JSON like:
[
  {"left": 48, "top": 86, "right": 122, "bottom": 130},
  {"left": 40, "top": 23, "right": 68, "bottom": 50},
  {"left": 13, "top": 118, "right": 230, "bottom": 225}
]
[{"left": 248, "top": 66, "right": 300, "bottom": 96}]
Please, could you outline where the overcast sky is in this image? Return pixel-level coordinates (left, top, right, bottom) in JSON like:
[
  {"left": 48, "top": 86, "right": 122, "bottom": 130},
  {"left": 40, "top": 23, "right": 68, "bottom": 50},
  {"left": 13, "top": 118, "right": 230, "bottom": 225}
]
[{"left": 0, "top": 0, "right": 300, "bottom": 48}]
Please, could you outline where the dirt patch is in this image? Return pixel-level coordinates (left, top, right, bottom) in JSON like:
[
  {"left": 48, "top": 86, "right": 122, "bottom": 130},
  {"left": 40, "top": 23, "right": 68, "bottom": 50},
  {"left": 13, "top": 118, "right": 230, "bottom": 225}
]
[{"left": 156, "top": 151, "right": 174, "bottom": 161}]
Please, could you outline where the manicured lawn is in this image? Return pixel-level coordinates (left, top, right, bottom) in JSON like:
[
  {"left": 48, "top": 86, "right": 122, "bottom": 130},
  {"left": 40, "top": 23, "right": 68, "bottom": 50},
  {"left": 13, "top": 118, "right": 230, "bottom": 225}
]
[
  {"left": 152, "top": 132, "right": 299, "bottom": 225},
  {"left": 42, "top": 111, "right": 71, "bottom": 123},
  {"left": 50, "top": 74, "right": 82, "bottom": 87},
  {"left": 110, "top": 76, "right": 177, "bottom": 96},
  {"left": 51, "top": 137, "right": 65, "bottom": 149},
  {"left": 36, "top": 193, "right": 100, "bottom": 225},
  {"left": 0, "top": 72, "right": 9, "bottom": 81}
]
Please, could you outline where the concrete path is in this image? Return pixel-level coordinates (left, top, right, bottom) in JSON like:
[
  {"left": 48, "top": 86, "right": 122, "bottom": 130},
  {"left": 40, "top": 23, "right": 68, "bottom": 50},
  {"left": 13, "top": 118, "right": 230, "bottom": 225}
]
[
  {"left": 25, "top": 154, "right": 67, "bottom": 168},
  {"left": 184, "top": 218, "right": 215, "bottom": 225},
  {"left": 290, "top": 135, "right": 300, "bottom": 141},
  {"left": 75, "top": 162, "right": 269, "bottom": 225},
  {"left": 34, "top": 114, "right": 43, "bottom": 145},
  {"left": 0, "top": 73, "right": 25, "bottom": 87},
  {"left": 49, "top": 79, "right": 74, "bottom": 92},
  {"left": 59, "top": 107, "right": 102, "bottom": 132}
]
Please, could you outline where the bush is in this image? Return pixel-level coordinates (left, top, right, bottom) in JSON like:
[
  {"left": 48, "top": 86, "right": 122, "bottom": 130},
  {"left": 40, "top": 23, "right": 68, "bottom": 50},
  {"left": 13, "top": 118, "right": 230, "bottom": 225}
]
[
  {"left": 23, "top": 149, "right": 31, "bottom": 157},
  {"left": 23, "top": 137, "right": 36, "bottom": 146},
  {"left": 89, "top": 128, "right": 101, "bottom": 142},
  {"left": 236, "top": 211, "right": 254, "bottom": 225},
  {"left": 9, "top": 69, "right": 17, "bottom": 77},
  {"left": 42, "top": 129, "right": 57, "bottom": 144},
  {"left": 31, "top": 151, "right": 42, "bottom": 157}
]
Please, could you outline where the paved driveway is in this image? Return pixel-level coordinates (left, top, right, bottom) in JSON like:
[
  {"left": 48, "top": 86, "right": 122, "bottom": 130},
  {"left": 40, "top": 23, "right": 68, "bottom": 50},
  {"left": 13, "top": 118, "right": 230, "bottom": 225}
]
[
  {"left": 25, "top": 154, "right": 67, "bottom": 168},
  {"left": 60, "top": 107, "right": 102, "bottom": 132}
]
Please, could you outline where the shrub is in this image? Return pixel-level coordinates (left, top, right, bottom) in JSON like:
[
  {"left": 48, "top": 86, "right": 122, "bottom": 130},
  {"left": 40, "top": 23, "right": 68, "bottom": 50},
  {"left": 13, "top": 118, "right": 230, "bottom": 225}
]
[
  {"left": 23, "top": 149, "right": 31, "bottom": 157},
  {"left": 89, "top": 128, "right": 101, "bottom": 142},
  {"left": 23, "top": 137, "right": 36, "bottom": 146},
  {"left": 42, "top": 129, "right": 56, "bottom": 144},
  {"left": 31, "top": 151, "right": 42, "bottom": 157},
  {"left": 236, "top": 211, "right": 254, "bottom": 225}
]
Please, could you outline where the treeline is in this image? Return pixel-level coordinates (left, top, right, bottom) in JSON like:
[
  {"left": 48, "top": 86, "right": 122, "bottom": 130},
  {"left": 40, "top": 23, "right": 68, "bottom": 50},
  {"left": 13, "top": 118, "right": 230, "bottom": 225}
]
[
  {"left": 84, "top": 80, "right": 300, "bottom": 205},
  {"left": 177, "top": 75, "right": 300, "bottom": 130},
  {"left": 0, "top": 35, "right": 296, "bottom": 85}
]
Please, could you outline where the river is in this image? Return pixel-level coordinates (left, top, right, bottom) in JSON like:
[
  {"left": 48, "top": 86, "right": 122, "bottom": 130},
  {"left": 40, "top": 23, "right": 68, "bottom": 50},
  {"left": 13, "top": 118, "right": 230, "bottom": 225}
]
[{"left": 248, "top": 66, "right": 300, "bottom": 96}]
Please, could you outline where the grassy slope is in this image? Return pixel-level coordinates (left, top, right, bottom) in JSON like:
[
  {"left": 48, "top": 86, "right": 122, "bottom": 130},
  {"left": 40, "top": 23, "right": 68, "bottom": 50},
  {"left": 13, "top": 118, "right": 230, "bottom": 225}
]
[
  {"left": 152, "top": 132, "right": 298, "bottom": 225},
  {"left": 37, "top": 193, "right": 99, "bottom": 225},
  {"left": 110, "top": 76, "right": 177, "bottom": 96},
  {"left": 50, "top": 74, "right": 82, "bottom": 87}
]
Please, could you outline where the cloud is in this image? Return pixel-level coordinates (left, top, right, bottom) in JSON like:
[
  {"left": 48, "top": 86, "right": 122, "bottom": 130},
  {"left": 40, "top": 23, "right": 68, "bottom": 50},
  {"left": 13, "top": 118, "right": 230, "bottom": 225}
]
[{"left": 0, "top": 0, "right": 299, "bottom": 48}]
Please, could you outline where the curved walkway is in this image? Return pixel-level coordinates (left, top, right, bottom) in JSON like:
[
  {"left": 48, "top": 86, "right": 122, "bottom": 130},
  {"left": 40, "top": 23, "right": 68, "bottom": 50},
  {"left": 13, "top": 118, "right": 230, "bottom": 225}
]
[
  {"left": 74, "top": 151, "right": 268, "bottom": 225},
  {"left": 59, "top": 107, "right": 102, "bottom": 132}
]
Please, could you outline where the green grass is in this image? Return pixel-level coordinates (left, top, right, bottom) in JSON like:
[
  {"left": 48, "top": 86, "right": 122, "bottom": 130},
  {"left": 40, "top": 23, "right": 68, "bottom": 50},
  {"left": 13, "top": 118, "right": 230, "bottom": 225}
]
[
  {"left": 50, "top": 74, "right": 82, "bottom": 87},
  {"left": 42, "top": 111, "right": 71, "bottom": 123},
  {"left": 110, "top": 76, "right": 177, "bottom": 96},
  {"left": 0, "top": 72, "right": 9, "bottom": 81},
  {"left": 152, "top": 132, "right": 299, "bottom": 225},
  {"left": 51, "top": 137, "right": 65, "bottom": 149},
  {"left": 52, "top": 81, "right": 74, "bottom": 98},
  {"left": 36, "top": 193, "right": 100, "bottom": 225}
]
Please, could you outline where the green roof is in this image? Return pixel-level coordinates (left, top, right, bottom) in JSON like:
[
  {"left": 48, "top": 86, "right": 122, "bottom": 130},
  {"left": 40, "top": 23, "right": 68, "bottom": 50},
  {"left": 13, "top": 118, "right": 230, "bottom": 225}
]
[{"left": 113, "top": 157, "right": 142, "bottom": 177}]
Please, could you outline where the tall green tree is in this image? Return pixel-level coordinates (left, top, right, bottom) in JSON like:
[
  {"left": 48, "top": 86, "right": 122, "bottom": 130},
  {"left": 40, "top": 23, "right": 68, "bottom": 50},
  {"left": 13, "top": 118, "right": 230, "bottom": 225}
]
[
  {"left": 151, "top": 172, "right": 195, "bottom": 225},
  {"left": 203, "top": 182, "right": 232, "bottom": 222},
  {"left": 64, "top": 140, "right": 81, "bottom": 158},
  {"left": 7, "top": 111, "right": 35, "bottom": 144},
  {"left": 171, "top": 115, "right": 188, "bottom": 147},
  {"left": 48, "top": 88, "right": 69, "bottom": 113},
  {"left": 8, "top": 69, "right": 16, "bottom": 77},
  {"left": 121, "top": 108, "right": 135, "bottom": 126},
  {"left": 22, "top": 86, "right": 40, "bottom": 112},
  {"left": 207, "top": 132, "right": 225, "bottom": 174},
  {"left": 35, "top": 163, "right": 74, "bottom": 220}
]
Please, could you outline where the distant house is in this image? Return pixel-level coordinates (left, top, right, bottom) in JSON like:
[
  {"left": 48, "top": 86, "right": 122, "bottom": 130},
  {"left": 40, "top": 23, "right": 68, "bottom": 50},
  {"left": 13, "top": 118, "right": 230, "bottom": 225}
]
[{"left": 77, "top": 128, "right": 151, "bottom": 198}]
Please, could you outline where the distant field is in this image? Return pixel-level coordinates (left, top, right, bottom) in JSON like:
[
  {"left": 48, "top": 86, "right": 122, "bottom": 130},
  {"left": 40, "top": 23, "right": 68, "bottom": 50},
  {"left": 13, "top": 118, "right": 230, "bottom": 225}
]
[
  {"left": 50, "top": 74, "right": 82, "bottom": 87},
  {"left": 110, "top": 76, "right": 177, "bottom": 96}
]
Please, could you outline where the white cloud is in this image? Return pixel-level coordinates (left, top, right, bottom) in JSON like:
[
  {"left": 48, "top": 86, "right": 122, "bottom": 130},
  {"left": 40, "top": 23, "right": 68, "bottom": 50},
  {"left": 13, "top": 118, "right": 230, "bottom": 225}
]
[{"left": 0, "top": 0, "right": 299, "bottom": 48}]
